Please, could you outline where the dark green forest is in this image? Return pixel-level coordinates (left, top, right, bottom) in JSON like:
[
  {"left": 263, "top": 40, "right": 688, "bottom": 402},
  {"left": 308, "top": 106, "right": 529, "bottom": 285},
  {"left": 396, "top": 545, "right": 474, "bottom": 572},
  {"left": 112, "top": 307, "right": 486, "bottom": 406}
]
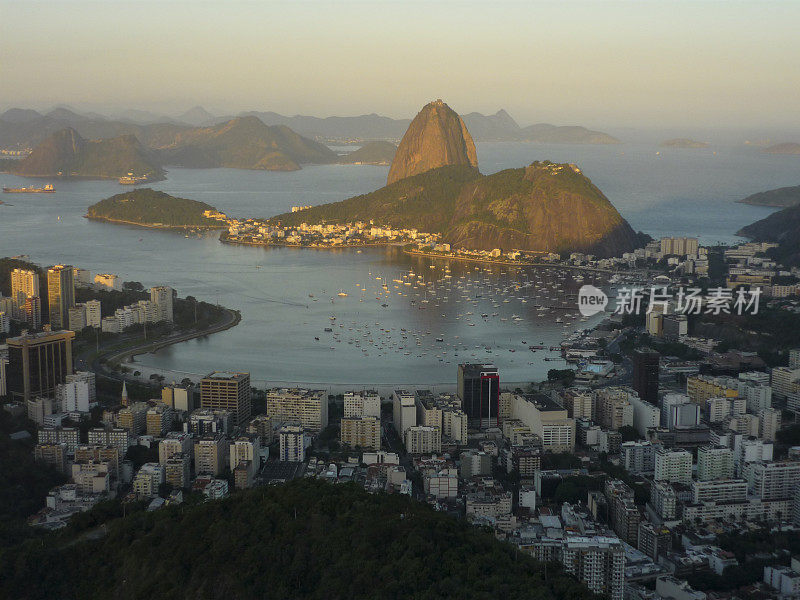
[{"left": 0, "top": 479, "right": 597, "bottom": 600}]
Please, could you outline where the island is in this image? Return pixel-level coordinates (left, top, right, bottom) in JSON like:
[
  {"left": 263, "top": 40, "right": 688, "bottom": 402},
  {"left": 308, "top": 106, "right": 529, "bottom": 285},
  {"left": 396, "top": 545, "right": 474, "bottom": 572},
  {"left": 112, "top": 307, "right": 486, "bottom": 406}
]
[
  {"left": 660, "top": 138, "right": 709, "bottom": 149},
  {"left": 85, "top": 188, "right": 228, "bottom": 230},
  {"left": 763, "top": 142, "right": 800, "bottom": 155},
  {"left": 737, "top": 185, "right": 800, "bottom": 208},
  {"left": 337, "top": 140, "right": 397, "bottom": 165},
  {"left": 8, "top": 127, "right": 165, "bottom": 180}
]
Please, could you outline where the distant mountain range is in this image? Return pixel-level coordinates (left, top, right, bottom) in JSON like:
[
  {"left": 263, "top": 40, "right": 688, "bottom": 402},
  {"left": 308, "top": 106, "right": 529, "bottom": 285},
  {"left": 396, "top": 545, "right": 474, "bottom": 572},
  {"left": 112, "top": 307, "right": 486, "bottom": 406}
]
[
  {"left": 0, "top": 115, "right": 338, "bottom": 177},
  {"left": 737, "top": 185, "right": 800, "bottom": 208},
  {"left": 0, "top": 105, "right": 621, "bottom": 148}
]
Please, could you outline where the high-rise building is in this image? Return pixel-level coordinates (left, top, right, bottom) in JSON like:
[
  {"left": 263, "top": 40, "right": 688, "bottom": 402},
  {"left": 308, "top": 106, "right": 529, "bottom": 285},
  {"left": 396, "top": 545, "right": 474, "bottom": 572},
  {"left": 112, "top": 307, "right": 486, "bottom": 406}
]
[
  {"left": 772, "top": 367, "right": 800, "bottom": 400},
  {"left": 392, "top": 390, "right": 417, "bottom": 438},
  {"left": 628, "top": 393, "right": 661, "bottom": 436},
  {"left": 194, "top": 435, "right": 227, "bottom": 476},
  {"left": 47, "top": 265, "right": 75, "bottom": 330},
  {"left": 758, "top": 407, "right": 780, "bottom": 441},
  {"left": 561, "top": 536, "right": 625, "bottom": 600},
  {"left": 279, "top": 425, "right": 305, "bottom": 462},
  {"left": 632, "top": 350, "right": 659, "bottom": 404},
  {"left": 340, "top": 416, "right": 381, "bottom": 450},
  {"left": 343, "top": 390, "right": 381, "bottom": 419},
  {"left": 200, "top": 372, "right": 252, "bottom": 427},
  {"left": 265, "top": 388, "right": 327, "bottom": 433},
  {"left": 696, "top": 445, "right": 734, "bottom": 481},
  {"left": 661, "top": 393, "right": 700, "bottom": 430},
  {"left": 654, "top": 447, "right": 692, "bottom": 484},
  {"left": 11, "top": 268, "right": 41, "bottom": 326},
  {"left": 404, "top": 425, "right": 442, "bottom": 454},
  {"left": 621, "top": 441, "right": 656, "bottom": 474},
  {"left": 638, "top": 522, "right": 671, "bottom": 562},
  {"left": 749, "top": 461, "right": 800, "bottom": 501},
  {"left": 457, "top": 363, "right": 499, "bottom": 428},
  {"left": 593, "top": 387, "right": 634, "bottom": 431},
  {"left": 132, "top": 463, "right": 164, "bottom": 499},
  {"left": 84, "top": 300, "right": 102, "bottom": 329},
  {"left": 159, "top": 432, "right": 193, "bottom": 464},
  {"left": 6, "top": 330, "right": 74, "bottom": 402},
  {"left": 150, "top": 286, "right": 174, "bottom": 322},
  {"left": 512, "top": 394, "right": 575, "bottom": 452},
  {"left": 118, "top": 402, "right": 149, "bottom": 435}
]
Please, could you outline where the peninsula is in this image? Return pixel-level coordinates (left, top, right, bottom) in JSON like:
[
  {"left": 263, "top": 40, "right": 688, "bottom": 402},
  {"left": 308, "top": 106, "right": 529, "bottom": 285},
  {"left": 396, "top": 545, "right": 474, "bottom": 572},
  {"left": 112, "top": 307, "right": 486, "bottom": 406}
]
[
  {"left": 660, "top": 138, "right": 709, "bottom": 149},
  {"left": 737, "top": 185, "right": 800, "bottom": 208},
  {"left": 266, "top": 100, "right": 640, "bottom": 258}
]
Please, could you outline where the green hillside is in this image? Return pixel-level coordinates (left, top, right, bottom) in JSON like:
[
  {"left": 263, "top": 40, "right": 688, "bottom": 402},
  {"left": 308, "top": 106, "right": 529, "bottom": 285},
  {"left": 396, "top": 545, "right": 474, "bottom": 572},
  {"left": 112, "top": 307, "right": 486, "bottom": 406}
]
[
  {"left": 0, "top": 480, "right": 596, "bottom": 600},
  {"left": 738, "top": 203, "right": 800, "bottom": 266},
  {"left": 270, "top": 161, "right": 639, "bottom": 257},
  {"left": 737, "top": 185, "right": 800, "bottom": 208},
  {"left": 270, "top": 164, "right": 480, "bottom": 231},
  {"left": 86, "top": 188, "right": 224, "bottom": 229}
]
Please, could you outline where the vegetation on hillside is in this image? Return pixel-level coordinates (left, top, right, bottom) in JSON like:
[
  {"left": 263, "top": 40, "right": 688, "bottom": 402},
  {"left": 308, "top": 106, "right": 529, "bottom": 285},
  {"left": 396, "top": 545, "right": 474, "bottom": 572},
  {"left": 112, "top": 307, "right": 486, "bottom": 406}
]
[
  {"left": 86, "top": 188, "right": 224, "bottom": 229},
  {"left": 738, "top": 203, "right": 800, "bottom": 266},
  {"left": 269, "top": 164, "right": 480, "bottom": 231},
  {"left": 0, "top": 479, "right": 597, "bottom": 600},
  {"left": 737, "top": 184, "right": 800, "bottom": 208},
  {"left": 337, "top": 140, "right": 397, "bottom": 165}
]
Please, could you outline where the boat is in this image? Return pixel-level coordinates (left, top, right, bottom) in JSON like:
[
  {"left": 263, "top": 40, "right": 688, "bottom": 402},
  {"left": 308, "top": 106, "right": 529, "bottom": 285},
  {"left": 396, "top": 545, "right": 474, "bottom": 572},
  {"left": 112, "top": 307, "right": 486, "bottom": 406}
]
[
  {"left": 337, "top": 290, "right": 348, "bottom": 297},
  {"left": 3, "top": 184, "right": 55, "bottom": 193}
]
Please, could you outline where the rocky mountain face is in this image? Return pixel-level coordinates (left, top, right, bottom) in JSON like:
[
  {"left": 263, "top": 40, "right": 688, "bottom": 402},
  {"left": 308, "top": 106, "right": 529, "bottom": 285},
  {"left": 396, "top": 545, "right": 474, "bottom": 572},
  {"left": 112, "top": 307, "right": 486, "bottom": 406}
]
[
  {"left": 9, "top": 127, "right": 164, "bottom": 179},
  {"left": 386, "top": 100, "right": 478, "bottom": 185}
]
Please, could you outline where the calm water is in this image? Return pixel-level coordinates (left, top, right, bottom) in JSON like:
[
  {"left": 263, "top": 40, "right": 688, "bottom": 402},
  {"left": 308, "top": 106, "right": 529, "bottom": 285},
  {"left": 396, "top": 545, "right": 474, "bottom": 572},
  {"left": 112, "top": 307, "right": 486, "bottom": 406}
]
[{"left": 0, "top": 141, "right": 793, "bottom": 387}]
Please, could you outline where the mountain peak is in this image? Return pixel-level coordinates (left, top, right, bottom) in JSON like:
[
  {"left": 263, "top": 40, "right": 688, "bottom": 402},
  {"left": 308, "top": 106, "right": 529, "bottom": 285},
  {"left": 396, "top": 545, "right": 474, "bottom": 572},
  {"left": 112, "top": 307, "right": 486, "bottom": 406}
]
[{"left": 386, "top": 100, "right": 478, "bottom": 185}]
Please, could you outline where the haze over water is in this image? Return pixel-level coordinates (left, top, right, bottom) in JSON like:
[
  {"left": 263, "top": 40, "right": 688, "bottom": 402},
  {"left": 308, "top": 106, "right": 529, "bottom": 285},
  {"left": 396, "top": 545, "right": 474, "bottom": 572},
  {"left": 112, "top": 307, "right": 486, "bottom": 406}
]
[{"left": 0, "top": 141, "right": 793, "bottom": 388}]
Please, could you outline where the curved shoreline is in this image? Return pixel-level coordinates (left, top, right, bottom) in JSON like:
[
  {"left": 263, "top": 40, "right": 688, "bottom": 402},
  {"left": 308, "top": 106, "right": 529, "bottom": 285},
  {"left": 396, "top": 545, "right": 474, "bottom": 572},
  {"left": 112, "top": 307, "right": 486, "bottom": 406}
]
[
  {"left": 85, "top": 215, "right": 226, "bottom": 231},
  {"left": 403, "top": 248, "right": 614, "bottom": 273},
  {"left": 100, "top": 307, "right": 241, "bottom": 369}
]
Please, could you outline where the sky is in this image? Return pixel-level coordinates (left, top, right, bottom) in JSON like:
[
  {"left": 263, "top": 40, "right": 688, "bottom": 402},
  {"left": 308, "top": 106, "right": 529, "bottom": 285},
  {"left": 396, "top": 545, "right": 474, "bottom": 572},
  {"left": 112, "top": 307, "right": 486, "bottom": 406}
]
[{"left": 1, "top": 0, "right": 799, "bottom": 130}]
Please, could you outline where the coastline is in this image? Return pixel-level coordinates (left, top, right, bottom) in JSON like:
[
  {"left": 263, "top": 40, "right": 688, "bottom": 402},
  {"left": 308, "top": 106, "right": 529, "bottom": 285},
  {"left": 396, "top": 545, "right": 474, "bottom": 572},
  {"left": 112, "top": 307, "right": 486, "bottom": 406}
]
[
  {"left": 91, "top": 307, "right": 241, "bottom": 374},
  {"left": 403, "top": 248, "right": 615, "bottom": 273},
  {"left": 85, "top": 214, "right": 226, "bottom": 231}
]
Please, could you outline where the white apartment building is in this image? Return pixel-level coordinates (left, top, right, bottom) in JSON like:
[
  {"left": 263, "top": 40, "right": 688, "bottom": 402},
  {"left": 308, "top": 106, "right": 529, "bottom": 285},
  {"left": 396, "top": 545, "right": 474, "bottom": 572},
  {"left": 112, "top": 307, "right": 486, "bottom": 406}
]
[
  {"left": 692, "top": 479, "right": 748, "bottom": 504},
  {"left": 392, "top": 390, "right": 417, "bottom": 438},
  {"left": 279, "top": 425, "right": 305, "bottom": 462},
  {"left": 772, "top": 367, "right": 800, "bottom": 400},
  {"left": 343, "top": 390, "right": 381, "bottom": 419},
  {"left": 629, "top": 394, "right": 661, "bottom": 436},
  {"left": 266, "top": 388, "right": 328, "bottom": 433},
  {"left": 132, "top": 463, "right": 164, "bottom": 499},
  {"left": 621, "top": 441, "right": 656, "bottom": 474},
  {"left": 404, "top": 425, "right": 441, "bottom": 454},
  {"left": 561, "top": 536, "right": 625, "bottom": 600},
  {"left": 654, "top": 448, "right": 692, "bottom": 484},
  {"left": 749, "top": 461, "right": 800, "bottom": 501},
  {"left": 696, "top": 446, "right": 733, "bottom": 481},
  {"left": 150, "top": 286, "right": 174, "bottom": 322}
]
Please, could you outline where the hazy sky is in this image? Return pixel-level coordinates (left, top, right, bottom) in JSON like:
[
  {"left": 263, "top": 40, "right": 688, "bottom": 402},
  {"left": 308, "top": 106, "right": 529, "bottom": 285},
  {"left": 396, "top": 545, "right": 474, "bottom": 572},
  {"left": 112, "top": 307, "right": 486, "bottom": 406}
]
[{"left": 2, "top": 0, "right": 799, "bottom": 129}]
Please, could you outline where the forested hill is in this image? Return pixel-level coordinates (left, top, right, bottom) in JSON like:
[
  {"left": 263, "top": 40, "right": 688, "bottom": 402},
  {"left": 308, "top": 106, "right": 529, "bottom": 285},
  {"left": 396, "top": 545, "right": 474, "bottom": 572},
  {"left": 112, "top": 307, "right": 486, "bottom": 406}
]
[
  {"left": 86, "top": 188, "right": 225, "bottom": 229},
  {"left": 0, "top": 479, "right": 597, "bottom": 600}
]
